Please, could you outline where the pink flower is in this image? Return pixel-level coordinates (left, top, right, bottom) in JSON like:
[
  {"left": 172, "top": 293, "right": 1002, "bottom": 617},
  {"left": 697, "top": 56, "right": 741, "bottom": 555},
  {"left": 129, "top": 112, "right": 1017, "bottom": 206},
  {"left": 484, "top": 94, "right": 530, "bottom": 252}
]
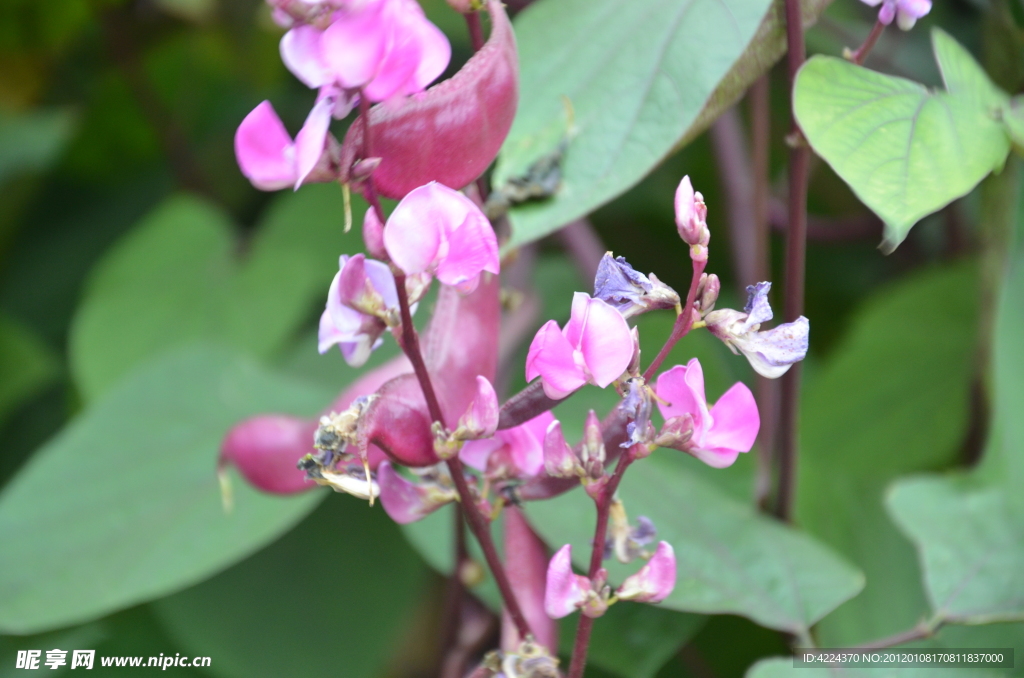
[
  {"left": 460, "top": 411, "right": 554, "bottom": 478},
  {"left": 281, "top": 0, "right": 450, "bottom": 103},
  {"left": 544, "top": 545, "right": 593, "bottom": 619},
  {"left": 234, "top": 99, "right": 336, "bottom": 191},
  {"left": 318, "top": 254, "right": 399, "bottom": 366},
  {"left": 861, "top": 0, "right": 931, "bottom": 30},
  {"left": 654, "top": 359, "right": 759, "bottom": 468},
  {"left": 383, "top": 182, "right": 499, "bottom": 293},
  {"left": 615, "top": 541, "right": 676, "bottom": 603},
  {"left": 525, "top": 293, "right": 633, "bottom": 400},
  {"left": 452, "top": 376, "right": 500, "bottom": 441},
  {"left": 377, "top": 461, "right": 457, "bottom": 524}
]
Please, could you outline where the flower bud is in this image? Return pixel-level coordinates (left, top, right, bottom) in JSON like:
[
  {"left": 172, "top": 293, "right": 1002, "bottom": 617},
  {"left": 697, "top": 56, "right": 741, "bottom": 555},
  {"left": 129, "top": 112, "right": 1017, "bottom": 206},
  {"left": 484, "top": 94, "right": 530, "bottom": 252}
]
[
  {"left": 544, "top": 545, "right": 592, "bottom": 619},
  {"left": 616, "top": 541, "right": 676, "bottom": 603},
  {"left": 699, "top": 273, "right": 720, "bottom": 314},
  {"left": 543, "top": 419, "right": 579, "bottom": 478},
  {"left": 581, "top": 410, "right": 605, "bottom": 476},
  {"left": 652, "top": 414, "right": 695, "bottom": 452},
  {"left": 674, "top": 176, "right": 709, "bottom": 247}
]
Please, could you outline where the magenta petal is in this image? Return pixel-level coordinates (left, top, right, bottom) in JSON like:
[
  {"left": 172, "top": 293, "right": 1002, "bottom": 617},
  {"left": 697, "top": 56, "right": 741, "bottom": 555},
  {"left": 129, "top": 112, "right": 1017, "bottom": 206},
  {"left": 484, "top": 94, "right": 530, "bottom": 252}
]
[
  {"left": 339, "top": 0, "right": 517, "bottom": 199},
  {"left": 383, "top": 183, "right": 444, "bottom": 274},
  {"left": 703, "top": 382, "right": 759, "bottom": 456},
  {"left": 219, "top": 415, "right": 315, "bottom": 494},
  {"left": 280, "top": 25, "right": 330, "bottom": 88},
  {"left": 362, "top": 10, "right": 422, "bottom": 102},
  {"left": 655, "top": 359, "right": 710, "bottom": 437},
  {"left": 616, "top": 541, "right": 676, "bottom": 603},
  {"left": 577, "top": 296, "right": 632, "bottom": 388},
  {"left": 235, "top": 101, "right": 296, "bottom": 191},
  {"left": 358, "top": 375, "right": 438, "bottom": 467},
  {"left": 294, "top": 95, "right": 334, "bottom": 189},
  {"left": 320, "top": 2, "right": 389, "bottom": 88},
  {"left": 435, "top": 199, "right": 500, "bottom": 290},
  {"left": 544, "top": 545, "right": 590, "bottom": 619},
  {"left": 460, "top": 437, "right": 503, "bottom": 471},
  {"left": 526, "top": 320, "right": 586, "bottom": 400},
  {"left": 377, "top": 461, "right": 454, "bottom": 524},
  {"left": 458, "top": 375, "right": 500, "bottom": 439}
]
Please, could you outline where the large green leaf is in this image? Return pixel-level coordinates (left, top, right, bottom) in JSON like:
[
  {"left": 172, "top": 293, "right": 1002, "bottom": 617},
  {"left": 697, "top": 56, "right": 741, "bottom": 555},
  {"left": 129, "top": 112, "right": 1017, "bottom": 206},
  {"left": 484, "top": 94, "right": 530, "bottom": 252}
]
[
  {"left": 798, "top": 263, "right": 980, "bottom": 645},
  {"left": 886, "top": 476, "right": 1024, "bottom": 625},
  {"left": 526, "top": 456, "right": 864, "bottom": 638},
  {"left": 495, "top": 0, "right": 775, "bottom": 249},
  {"left": 151, "top": 496, "right": 427, "bottom": 678},
  {"left": 794, "top": 31, "right": 1010, "bottom": 252},
  {"left": 70, "top": 184, "right": 360, "bottom": 401},
  {"left": 0, "top": 314, "right": 58, "bottom": 429},
  {"left": 0, "top": 345, "right": 332, "bottom": 634}
]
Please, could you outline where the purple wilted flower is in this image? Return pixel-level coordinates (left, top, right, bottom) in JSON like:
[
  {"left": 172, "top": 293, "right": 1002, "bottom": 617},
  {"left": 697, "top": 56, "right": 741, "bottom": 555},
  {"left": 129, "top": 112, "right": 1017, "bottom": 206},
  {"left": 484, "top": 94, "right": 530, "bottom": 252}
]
[
  {"left": 234, "top": 99, "right": 337, "bottom": 191},
  {"left": 526, "top": 293, "right": 633, "bottom": 400},
  {"left": 593, "top": 253, "right": 680, "bottom": 319},
  {"left": 619, "top": 377, "right": 655, "bottom": 448},
  {"left": 318, "top": 254, "right": 401, "bottom": 366},
  {"left": 606, "top": 502, "right": 657, "bottom": 563},
  {"left": 383, "top": 182, "right": 499, "bottom": 293},
  {"left": 704, "top": 282, "right": 809, "bottom": 379},
  {"left": 861, "top": 0, "right": 931, "bottom": 30},
  {"left": 654, "top": 359, "right": 759, "bottom": 469},
  {"left": 615, "top": 541, "right": 676, "bottom": 603}
]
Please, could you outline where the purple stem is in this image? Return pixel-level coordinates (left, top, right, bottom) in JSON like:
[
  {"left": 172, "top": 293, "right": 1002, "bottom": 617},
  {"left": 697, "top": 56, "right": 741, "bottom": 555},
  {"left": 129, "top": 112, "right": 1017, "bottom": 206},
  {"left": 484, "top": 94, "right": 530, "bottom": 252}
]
[
  {"left": 567, "top": 448, "right": 637, "bottom": 678},
  {"left": 465, "top": 11, "right": 485, "bottom": 52},
  {"left": 774, "top": 0, "right": 809, "bottom": 523},
  {"left": 849, "top": 20, "right": 886, "bottom": 66},
  {"left": 642, "top": 259, "right": 707, "bottom": 381}
]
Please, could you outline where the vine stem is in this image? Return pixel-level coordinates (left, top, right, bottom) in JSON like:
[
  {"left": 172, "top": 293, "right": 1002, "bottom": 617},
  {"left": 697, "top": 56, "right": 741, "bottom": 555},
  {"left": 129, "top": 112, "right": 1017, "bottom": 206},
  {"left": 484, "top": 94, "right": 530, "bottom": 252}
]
[
  {"left": 567, "top": 448, "right": 638, "bottom": 678},
  {"left": 848, "top": 20, "right": 885, "bottom": 66},
  {"left": 465, "top": 11, "right": 485, "bottom": 52},
  {"left": 642, "top": 259, "right": 706, "bottom": 381},
  {"left": 774, "top": 0, "right": 809, "bottom": 523}
]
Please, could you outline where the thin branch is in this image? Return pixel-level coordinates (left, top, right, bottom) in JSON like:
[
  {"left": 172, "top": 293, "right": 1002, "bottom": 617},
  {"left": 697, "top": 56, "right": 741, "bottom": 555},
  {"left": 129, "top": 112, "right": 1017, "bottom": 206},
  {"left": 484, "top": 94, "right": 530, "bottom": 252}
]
[
  {"left": 498, "top": 381, "right": 562, "bottom": 430},
  {"left": 774, "top": 0, "right": 810, "bottom": 523},
  {"left": 642, "top": 259, "right": 706, "bottom": 381},
  {"left": 848, "top": 20, "right": 886, "bottom": 66}
]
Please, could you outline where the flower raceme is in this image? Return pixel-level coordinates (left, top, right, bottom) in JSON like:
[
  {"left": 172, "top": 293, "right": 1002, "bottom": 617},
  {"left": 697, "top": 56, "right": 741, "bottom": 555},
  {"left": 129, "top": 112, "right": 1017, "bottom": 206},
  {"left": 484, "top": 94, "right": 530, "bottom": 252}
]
[
  {"left": 654, "top": 359, "right": 759, "bottom": 469},
  {"left": 526, "top": 293, "right": 633, "bottom": 400},
  {"left": 860, "top": 0, "right": 931, "bottom": 30},
  {"left": 383, "top": 182, "right": 500, "bottom": 293},
  {"left": 543, "top": 542, "right": 677, "bottom": 619}
]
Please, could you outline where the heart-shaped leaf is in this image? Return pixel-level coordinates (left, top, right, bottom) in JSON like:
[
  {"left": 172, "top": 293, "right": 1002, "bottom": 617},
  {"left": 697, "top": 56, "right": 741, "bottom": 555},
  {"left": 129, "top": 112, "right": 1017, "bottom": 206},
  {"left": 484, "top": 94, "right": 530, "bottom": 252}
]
[
  {"left": 0, "top": 345, "right": 333, "bottom": 634},
  {"left": 526, "top": 455, "right": 864, "bottom": 638},
  {"left": 794, "top": 31, "right": 1010, "bottom": 252}
]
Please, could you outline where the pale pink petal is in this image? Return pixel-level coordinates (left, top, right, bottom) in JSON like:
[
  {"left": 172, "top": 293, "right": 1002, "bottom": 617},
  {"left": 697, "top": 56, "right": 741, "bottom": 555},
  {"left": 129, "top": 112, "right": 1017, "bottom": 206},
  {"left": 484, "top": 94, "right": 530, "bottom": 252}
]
[
  {"left": 655, "top": 360, "right": 709, "bottom": 436},
  {"left": 377, "top": 461, "right": 456, "bottom": 524},
  {"left": 878, "top": 0, "right": 896, "bottom": 24},
  {"left": 703, "top": 382, "right": 759, "bottom": 455},
  {"left": 544, "top": 418, "right": 577, "bottom": 477},
  {"left": 362, "top": 11, "right": 422, "bottom": 101},
  {"left": 406, "top": 12, "right": 451, "bottom": 91},
  {"left": 383, "top": 183, "right": 447, "bottom": 275},
  {"left": 293, "top": 94, "right": 334, "bottom": 188},
  {"left": 525, "top": 320, "right": 587, "bottom": 400},
  {"left": 544, "top": 545, "right": 591, "bottom": 619},
  {"left": 460, "top": 437, "right": 503, "bottom": 471},
  {"left": 578, "top": 296, "right": 632, "bottom": 388},
  {"left": 457, "top": 375, "right": 500, "bottom": 439},
  {"left": 234, "top": 101, "right": 296, "bottom": 191},
  {"left": 434, "top": 203, "right": 500, "bottom": 291},
  {"left": 563, "top": 292, "right": 590, "bottom": 349},
  {"left": 280, "top": 25, "right": 331, "bottom": 88},
  {"left": 674, "top": 175, "right": 696, "bottom": 234},
  {"left": 321, "top": 2, "right": 389, "bottom": 88},
  {"left": 616, "top": 541, "right": 676, "bottom": 603}
]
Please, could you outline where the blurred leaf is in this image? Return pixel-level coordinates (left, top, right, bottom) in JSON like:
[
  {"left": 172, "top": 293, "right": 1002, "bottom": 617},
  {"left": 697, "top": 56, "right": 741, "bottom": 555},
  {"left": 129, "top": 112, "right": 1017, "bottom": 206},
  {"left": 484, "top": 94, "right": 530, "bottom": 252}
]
[
  {"left": 0, "top": 314, "right": 57, "bottom": 429},
  {"left": 496, "top": 0, "right": 775, "bottom": 249},
  {"left": 886, "top": 476, "right": 1024, "bottom": 625},
  {"left": 1007, "top": 97, "right": 1024, "bottom": 156},
  {"left": 151, "top": 496, "right": 427, "bottom": 678},
  {"left": 70, "top": 184, "right": 360, "bottom": 401},
  {"left": 798, "top": 262, "right": 980, "bottom": 645},
  {"left": 0, "top": 108, "right": 77, "bottom": 186},
  {"left": 526, "top": 457, "right": 864, "bottom": 638},
  {"left": 0, "top": 344, "right": 332, "bottom": 634},
  {"left": 153, "top": 0, "right": 216, "bottom": 23},
  {"left": 559, "top": 604, "right": 705, "bottom": 678},
  {"left": 746, "top": 658, "right": 1003, "bottom": 678},
  {"left": 794, "top": 33, "right": 1010, "bottom": 251}
]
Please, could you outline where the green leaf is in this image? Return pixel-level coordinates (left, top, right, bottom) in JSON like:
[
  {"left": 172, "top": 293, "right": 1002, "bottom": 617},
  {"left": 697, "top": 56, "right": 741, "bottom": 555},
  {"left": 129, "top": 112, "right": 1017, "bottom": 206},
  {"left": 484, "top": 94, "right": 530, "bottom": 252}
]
[
  {"left": 887, "top": 475, "right": 1024, "bottom": 625},
  {"left": 70, "top": 185, "right": 360, "bottom": 401},
  {"left": 0, "top": 344, "right": 333, "bottom": 634},
  {"left": 0, "top": 314, "right": 58, "bottom": 428},
  {"left": 794, "top": 46, "right": 1010, "bottom": 252},
  {"left": 1006, "top": 97, "right": 1024, "bottom": 156},
  {"left": 797, "top": 263, "right": 980, "bottom": 645},
  {"left": 931, "top": 29, "right": 1007, "bottom": 112},
  {"left": 495, "top": 0, "right": 775, "bottom": 249},
  {"left": 559, "top": 604, "right": 704, "bottom": 678},
  {"left": 526, "top": 456, "right": 864, "bottom": 638},
  {"left": 151, "top": 496, "right": 427, "bottom": 678},
  {"left": 0, "top": 108, "right": 78, "bottom": 186}
]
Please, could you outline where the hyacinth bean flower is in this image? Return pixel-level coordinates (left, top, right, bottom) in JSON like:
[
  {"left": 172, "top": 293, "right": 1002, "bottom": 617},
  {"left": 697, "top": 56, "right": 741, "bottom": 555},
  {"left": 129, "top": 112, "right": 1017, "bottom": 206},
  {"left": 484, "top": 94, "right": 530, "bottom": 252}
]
[
  {"left": 860, "top": 0, "right": 931, "bottom": 30},
  {"left": 377, "top": 461, "right": 458, "bottom": 524},
  {"left": 544, "top": 542, "right": 677, "bottom": 619},
  {"left": 654, "top": 359, "right": 759, "bottom": 469},
  {"left": 704, "top": 282, "right": 809, "bottom": 379},
  {"left": 526, "top": 293, "right": 633, "bottom": 400},
  {"left": 281, "top": 0, "right": 450, "bottom": 103},
  {"left": 460, "top": 411, "right": 555, "bottom": 479},
  {"left": 235, "top": 99, "right": 337, "bottom": 191},
  {"left": 674, "top": 175, "right": 709, "bottom": 260},
  {"left": 318, "top": 253, "right": 400, "bottom": 367},
  {"left": 593, "top": 253, "right": 680, "bottom": 319},
  {"left": 383, "top": 182, "right": 500, "bottom": 293}
]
